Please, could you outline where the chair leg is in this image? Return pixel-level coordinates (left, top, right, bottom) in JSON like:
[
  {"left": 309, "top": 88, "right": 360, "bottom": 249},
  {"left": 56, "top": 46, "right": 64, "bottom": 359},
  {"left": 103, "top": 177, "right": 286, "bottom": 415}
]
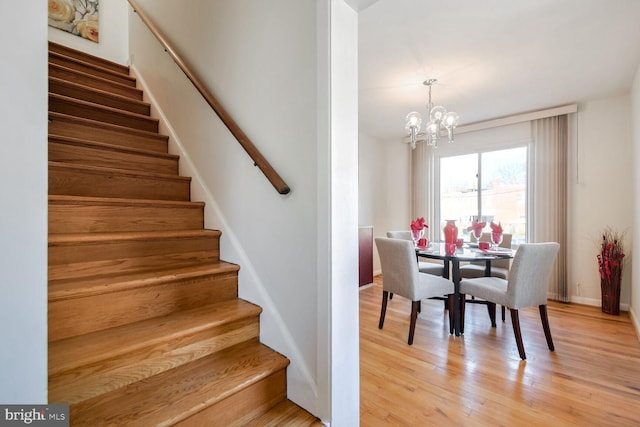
[
  {"left": 460, "top": 294, "right": 466, "bottom": 334},
  {"left": 501, "top": 305, "right": 506, "bottom": 322},
  {"left": 447, "top": 294, "right": 454, "bottom": 334},
  {"left": 389, "top": 292, "right": 394, "bottom": 300},
  {"left": 418, "top": 300, "right": 422, "bottom": 313},
  {"left": 378, "top": 290, "right": 389, "bottom": 329},
  {"left": 408, "top": 301, "right": 420, "bottom": 345},
  {"left": 539, "top": 304, "right": 555, "bottom": 351},
  {"left": 510, "top": 309, "right": 526, "bottom": 360},
  {"left": 487, "top": 302, "right": 497, "bottom": 327}
]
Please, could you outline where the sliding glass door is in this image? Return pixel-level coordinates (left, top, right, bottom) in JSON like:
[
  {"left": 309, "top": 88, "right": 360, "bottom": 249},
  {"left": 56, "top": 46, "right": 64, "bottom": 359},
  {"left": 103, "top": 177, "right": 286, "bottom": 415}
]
[{"left": 439, "top": 146, "right": 527, "bottom": 245}]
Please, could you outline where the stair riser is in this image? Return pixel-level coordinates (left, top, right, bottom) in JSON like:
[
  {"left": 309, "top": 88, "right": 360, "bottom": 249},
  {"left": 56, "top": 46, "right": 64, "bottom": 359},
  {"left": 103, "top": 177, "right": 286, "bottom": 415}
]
[
  {"left": 50, "top": 317, "right": 260, "bottom": 404},
  {"left": 49, "top": 166, "right": 190, "bottom": 201},
  {"left": 49, "top": 42, "right": 129, "bottom": 74},
  {"left": 49, "top": 271, "right": 239, "bottom": 341},
  {"left": 49, "top": 140, "right": 178, "bottom": 176},
  {"left": 49, "top": 202, "right": 202, "bottom": 234},
  {"left": 49, "top": 250, "right": 220, "bottom": 283},
  {"left": 49, "top": 235, "right": 219, "bottom": 267},
  {"left": 175, "top": 371, "right": 287, "bottom": 427},
  {"left": 49, "top": 114, "right": 168, "bottom": 153},
  {"left": 49, "top": 64, "right": 142, "bottom": 100},
  {"left": 49, "top": 53, "right": 136, "bottom": 87},
  {"left": 49, "top": 79, "right": 150, "bottom": 116},
  {"left": 49, "top": 95, "right": 158, "bottom": 133}
]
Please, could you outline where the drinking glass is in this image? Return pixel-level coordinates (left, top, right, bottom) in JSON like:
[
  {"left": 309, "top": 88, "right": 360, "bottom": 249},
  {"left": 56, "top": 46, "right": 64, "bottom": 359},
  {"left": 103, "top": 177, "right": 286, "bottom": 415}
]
[{"left": 491, "top": 232, "right": 503, "bottom": 248}]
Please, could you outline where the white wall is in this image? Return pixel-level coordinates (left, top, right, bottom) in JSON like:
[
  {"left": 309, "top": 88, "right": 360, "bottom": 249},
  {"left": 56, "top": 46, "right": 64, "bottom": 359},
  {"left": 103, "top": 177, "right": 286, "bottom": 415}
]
[
  {"left": 358, "top": 132, "right": 410, "bottom": 274},
  {"left": 630, "top": 66, "right": 640, "bottom": 334},
  {"left": 326, "top": 3, "right": 360, "bottom": 425},
  {"left": 48, "top": 0, "right": 129, "bottom": 65},
  {"left": 128, "top": 0, "right": 359, "bottom": 423},
  {"left": 0, "top": 2, "right": 48, "bottom": 403},
  {"left": 569, "top": 95, "right": 634, "bottom": 307}
]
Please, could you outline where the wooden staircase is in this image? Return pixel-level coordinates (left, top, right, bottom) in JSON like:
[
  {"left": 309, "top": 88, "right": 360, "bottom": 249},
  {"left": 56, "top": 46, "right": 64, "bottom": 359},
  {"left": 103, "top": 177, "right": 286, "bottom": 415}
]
[{"left": 47, "top": 41, "right": 320, "bottom": 426}]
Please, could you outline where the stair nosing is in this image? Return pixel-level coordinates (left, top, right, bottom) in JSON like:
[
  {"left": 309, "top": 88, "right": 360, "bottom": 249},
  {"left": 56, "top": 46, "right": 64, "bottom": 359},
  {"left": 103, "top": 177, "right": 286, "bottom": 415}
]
[
  {"left": 48, "top": 229, "right": 221, "bottom": 245},
  {"left": 48, "top": 195, "right": 203, "bottom": 208},
  {"left": 48, "top": 300, "right": 263, "bottom": 376},
  {"left": 48, "top": 112, "right": 168, "bottom": 141},
  {"left": 49, "top": 51, "right": 135, "bottom": 82},
  {"left": 49, "top": 93, "right": 159, "bottom": 124},
  {"left": 48, "top": 262, "right": 239, "bottom": 302},
  {"left": 48, "top": 161, "right": 190, "bottom": 182},
  {"left": 48, "top": 134, "right": 177, "bottom": 160},
  {"left": 49, "top": 76, "right": 151, "bottom": 109}
]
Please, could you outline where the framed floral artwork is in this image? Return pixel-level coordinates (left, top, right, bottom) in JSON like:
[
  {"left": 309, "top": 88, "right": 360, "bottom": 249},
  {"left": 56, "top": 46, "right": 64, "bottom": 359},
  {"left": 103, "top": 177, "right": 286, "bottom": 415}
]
[{"left": 48, "top": 0, "right": 99, "bottom": 43}]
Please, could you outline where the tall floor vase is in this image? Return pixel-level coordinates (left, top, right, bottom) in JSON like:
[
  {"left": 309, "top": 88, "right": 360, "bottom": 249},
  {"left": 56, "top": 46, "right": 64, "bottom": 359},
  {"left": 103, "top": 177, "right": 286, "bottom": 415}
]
[{"left": 601, "top": 269, "right": 621, "bottom": 315}]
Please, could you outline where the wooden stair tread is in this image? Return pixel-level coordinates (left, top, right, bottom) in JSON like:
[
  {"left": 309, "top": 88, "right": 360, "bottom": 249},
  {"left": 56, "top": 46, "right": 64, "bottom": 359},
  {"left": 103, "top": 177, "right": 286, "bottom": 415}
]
[
  {"left": 49, "top": 76, "right": 150, "bottom": 115},
  {"left": 243, "top": 400, "right": 322, "bottom": 427},
  {"left": 48, "top": 112, "right": 168, "bottom": 148},
  {"left": 48, "top": 161, "right": 189, "bottom": 181},
  {"left": 48, "top": 41, "right": 129, "bottom": 75},
  {"left": 48, "top": 135, "right": 178, "bottom": 160},
  {"left": 49, "top": 299, "right": 261, "bottom": 376},
  {"left": 49, "top": 260, "right": 238, "bottom": 302},
  {"left": 49, "top": 63, "right": 142, "bottom": 100},
  {"left": 68, "top": 341, "right": 289, "bottom": 426},
  {"left": 49, "top": 135, "right": 178, "bottom": 176},
  {"left": 49, "top": 51, "right": 136, "bottom": 85},
  {"left": 49, "top": 93, "right": 159, "bottom": 132}
]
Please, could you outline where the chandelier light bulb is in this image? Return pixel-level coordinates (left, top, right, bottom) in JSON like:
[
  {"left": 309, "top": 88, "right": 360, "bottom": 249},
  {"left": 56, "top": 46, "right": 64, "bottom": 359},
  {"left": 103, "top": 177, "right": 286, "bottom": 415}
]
[
  {"left": 405, "top": 111, "right": 422, "bottom": 132},
  {"left": 443, "top": 111, "right": 459, "bottom": 129},
  {"left": 429, "top": 105, "right": 447, "bottom": 124}
]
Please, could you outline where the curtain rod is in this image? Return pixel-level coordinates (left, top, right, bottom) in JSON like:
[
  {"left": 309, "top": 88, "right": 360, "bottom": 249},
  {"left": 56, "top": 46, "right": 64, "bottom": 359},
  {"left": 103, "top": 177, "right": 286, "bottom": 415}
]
[{"left": 456, "top": 104, "right": 578, "bottom": 135}]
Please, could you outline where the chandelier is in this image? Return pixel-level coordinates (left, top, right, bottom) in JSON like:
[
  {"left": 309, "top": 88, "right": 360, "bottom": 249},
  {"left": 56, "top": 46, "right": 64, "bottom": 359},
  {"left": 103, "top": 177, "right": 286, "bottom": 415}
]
[{"left": 405, "top": 78, "right": 459, "bottom": 149}]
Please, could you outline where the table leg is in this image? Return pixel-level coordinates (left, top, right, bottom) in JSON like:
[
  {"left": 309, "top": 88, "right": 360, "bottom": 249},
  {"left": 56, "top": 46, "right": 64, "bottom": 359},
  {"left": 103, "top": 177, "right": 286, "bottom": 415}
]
[{"left": 451, "top": 258, "right": 461, "bottom": 336}]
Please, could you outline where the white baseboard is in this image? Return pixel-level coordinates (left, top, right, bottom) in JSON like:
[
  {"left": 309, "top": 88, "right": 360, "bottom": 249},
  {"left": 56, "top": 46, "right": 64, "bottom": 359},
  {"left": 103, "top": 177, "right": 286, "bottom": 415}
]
[
  {"left": 630, "top": 307, "right": 640, "bottom": 342},
  {"left": 569, "top": 295, "right": 630, "bottom": 312}
]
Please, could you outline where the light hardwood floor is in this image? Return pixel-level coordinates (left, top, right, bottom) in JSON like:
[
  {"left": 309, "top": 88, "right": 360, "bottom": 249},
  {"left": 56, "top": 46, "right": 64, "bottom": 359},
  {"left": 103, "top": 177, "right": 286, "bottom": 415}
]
[{"left": 360, "top": 277, "right": 640, "bottom": 426}]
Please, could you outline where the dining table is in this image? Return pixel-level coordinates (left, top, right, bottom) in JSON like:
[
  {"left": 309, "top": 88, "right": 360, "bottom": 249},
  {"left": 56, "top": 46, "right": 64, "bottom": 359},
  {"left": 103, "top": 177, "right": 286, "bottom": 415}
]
[{"left": 416, "top": 243, "right": 515, "bottom": 336}]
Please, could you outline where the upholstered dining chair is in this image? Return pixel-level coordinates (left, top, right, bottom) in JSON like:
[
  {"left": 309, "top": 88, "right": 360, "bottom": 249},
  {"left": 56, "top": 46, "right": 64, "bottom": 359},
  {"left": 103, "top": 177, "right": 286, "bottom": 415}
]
[
  {"left": 375, "top": 237, "right": 455, "bottom": 344},
  {"left": 386, "top": 231, "right": 444, "bottom": 277},
  {"left": 459, "top": 242, "right": 560, "bottom": 360}
]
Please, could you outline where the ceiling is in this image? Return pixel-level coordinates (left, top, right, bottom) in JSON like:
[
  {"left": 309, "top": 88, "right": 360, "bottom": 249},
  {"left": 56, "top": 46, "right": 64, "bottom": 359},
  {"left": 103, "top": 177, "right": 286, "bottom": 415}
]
[{"left": 358, "top": 0, "right": 640, "bottom": 141}]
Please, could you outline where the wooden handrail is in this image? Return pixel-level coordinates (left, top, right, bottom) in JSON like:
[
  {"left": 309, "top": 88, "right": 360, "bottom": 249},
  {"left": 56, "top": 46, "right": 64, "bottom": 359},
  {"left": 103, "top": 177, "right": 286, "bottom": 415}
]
[{"left": 127, "top": 0, "right": 290, "bottom": 195}]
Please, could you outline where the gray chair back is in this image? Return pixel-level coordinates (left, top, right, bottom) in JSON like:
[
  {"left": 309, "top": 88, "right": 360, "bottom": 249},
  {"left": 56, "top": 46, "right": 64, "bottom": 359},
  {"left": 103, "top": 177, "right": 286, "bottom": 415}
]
[
  {"left": 386, "top": 230, "right": 412, "bottom": 240},
  {"left": 375, "top": 237, "right": 420, "bottom": 300},
  {"left": 506, "top": 242, "right": 560, "bottom": 309}
]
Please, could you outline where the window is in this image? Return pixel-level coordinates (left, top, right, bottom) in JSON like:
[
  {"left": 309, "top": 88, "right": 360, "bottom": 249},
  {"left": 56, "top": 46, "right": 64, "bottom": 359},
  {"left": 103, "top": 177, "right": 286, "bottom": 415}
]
[{"left": 439, "top": 147, "right": 527, "bottom": 245}]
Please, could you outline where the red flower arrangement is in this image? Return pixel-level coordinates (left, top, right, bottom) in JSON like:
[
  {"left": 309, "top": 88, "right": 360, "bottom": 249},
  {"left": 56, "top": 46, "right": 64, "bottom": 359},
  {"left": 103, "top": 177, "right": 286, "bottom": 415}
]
[
  {"left": 597, "top": 228, "right": 625, "bottom": 314},
  {"left": 410, "top": 217, "right": 428, "bottom": 245},
  {"left": 466, "top": 221, "right": 486, "bottom": 239},
  {"left": 410, "top": 217, "right": 428, "bottom": 233}
]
